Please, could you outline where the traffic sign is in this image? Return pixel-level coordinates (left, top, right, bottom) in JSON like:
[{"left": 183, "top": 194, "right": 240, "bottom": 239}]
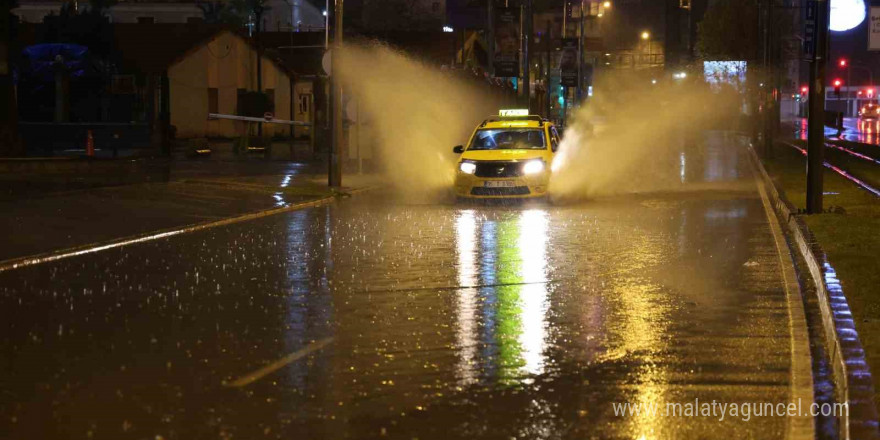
[
  {"left": 804, "top": 0, "right": 819, "bottom": 60},
  {"left": 870, "top": 7, "right": 880, "bottom": 50}
]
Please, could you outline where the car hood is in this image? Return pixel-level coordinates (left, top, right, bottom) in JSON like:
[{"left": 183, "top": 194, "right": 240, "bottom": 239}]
[{"left": 460, "top": 149, "right": 551, "bottom": 162}]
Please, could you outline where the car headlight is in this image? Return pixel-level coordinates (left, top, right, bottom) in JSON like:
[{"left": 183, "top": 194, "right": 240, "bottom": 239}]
[
  {"left": 459, "top": 161, "right": 476, "bottom": 174},
  {"left": 522, "top": 159, "right": 545, "bottom": 175}
]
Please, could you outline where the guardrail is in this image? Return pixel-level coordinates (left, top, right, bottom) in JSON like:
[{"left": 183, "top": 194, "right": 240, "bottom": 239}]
[{"left": 207, "top": 113, "right": 311, "bottom": 126}]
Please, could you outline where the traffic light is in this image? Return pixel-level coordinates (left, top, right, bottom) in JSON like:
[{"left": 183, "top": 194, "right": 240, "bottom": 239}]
[
  {"left": 839, "top": 59, "right": 847, "bottom": 68},
  {"left": 834, "top": 79, "right": 842, "bottom": 97},
  {"left": 801, "top": 86, "right": 808, "bottom": 95}
]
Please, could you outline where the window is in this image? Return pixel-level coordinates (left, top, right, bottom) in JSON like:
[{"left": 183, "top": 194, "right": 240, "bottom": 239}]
[
  {"left": 137, "top": 16, "right": 155, "bottom": 24},
  {"left": 468, "top": 129, "right": 547, "bottom": 150},
  {"left": 298, "top": 94, "right": 311, "bottom": 114},
  {"left": 208, "top": 88, "right": 218, "bottom": 114},
  {"left": 236, "top": 88, "right": 246, "bottom": 113},
  {"left": 265, "top": 89, "right": 275, "bottom": 112}
]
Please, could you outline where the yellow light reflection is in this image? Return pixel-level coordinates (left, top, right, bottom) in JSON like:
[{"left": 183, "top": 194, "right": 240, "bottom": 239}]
[
  {"left": 517, "top": 209, "right": 550, "bottom": 376},
  {"left": 608, "top": 232, "right": 668, "bottom": 439},
  {"left": 454, "top": 210, "right": 479, "bottom": 385}
]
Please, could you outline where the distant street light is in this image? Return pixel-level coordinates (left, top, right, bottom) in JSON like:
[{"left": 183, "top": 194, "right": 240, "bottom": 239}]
[{"left": 641, "top": 31, "right": 650, "bottom": 40}]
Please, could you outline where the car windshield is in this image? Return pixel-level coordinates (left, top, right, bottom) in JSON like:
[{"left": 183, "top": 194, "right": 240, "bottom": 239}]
[{"left": 468, "top": 128, "right": 546, "bottom": 150}]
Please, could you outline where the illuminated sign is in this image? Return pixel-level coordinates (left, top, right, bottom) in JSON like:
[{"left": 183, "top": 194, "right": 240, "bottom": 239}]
[
  {"left": 830, "top": 0, "right": 866, "bottom": 32},
  {"left": 499, "top": 109, "right": 529, "bottom": 117}
]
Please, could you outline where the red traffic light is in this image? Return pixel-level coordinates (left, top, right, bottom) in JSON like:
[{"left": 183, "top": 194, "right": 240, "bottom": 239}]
[
  {"left": 833, "top": 79, "right": 842, "bottom": 87},
  {"left": 801, "top": 86, "right": 808, "bottom": 94},
  {"left": 839, "top": 59, "right": 848, "bottom": 67}
]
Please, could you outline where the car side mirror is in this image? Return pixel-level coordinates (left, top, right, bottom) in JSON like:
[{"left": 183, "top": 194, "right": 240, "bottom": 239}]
[{"left": 453, "top": 145, "right": 464, "bottom": 154}]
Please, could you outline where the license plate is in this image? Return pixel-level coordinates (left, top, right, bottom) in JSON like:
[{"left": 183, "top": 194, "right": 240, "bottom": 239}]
[{"left": 484, "top": 180, "right": 517, "bottom": 188}]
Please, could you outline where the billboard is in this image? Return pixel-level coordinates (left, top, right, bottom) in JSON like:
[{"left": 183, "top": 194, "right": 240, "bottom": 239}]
[
  {"left": 871, "top": 7, "right": 880, "bottom": 50},
  {"left": 703, "top": 61, "right": 747, "bottom": 91},
  {"left": 560, "top": 38, "right": 578, "bottom": 87},
  {"left": 493, "top": 7, "right": 520, "bottom": 77}
]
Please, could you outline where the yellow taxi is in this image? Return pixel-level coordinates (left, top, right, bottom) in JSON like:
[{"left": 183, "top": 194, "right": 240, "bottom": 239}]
[{"left": 453, "top": 109, "right": 560, "bottom": 199}]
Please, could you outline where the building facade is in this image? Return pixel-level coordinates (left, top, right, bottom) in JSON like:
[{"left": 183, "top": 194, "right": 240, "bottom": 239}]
[{"left": 13, "top": 0, "right": 326, "bottom": 30}]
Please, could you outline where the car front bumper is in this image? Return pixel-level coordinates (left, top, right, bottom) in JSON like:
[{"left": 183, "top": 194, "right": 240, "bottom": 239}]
[{"left": 454, "top": 172, "right": 550, "bottom": 199}]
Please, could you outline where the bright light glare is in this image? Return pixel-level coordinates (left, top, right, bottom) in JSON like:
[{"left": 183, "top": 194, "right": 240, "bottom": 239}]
[
  {"left": 443, "top": 26, "right": 454, "bottom": 33},
  {"left": 523, "top": 160, "right": 545, "bottom": 175},
  {"left": 459, "top": 162, "right": 476, "bottom": 174},
  {"left": 641, "top": 31, "right": 650, "bottom": 40},
  {"left": 830, "top": 0, "right": 866, "bottom": 32},
  {"left": 603, "top": 1, "right": 611, "bottom": 7}
]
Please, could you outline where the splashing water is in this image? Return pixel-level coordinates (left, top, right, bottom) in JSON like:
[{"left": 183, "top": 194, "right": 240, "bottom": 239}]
[
  {"left": 338, "top": 44, "right": 741, "bottom": 202},
  {"left": 338, "top": 43, "right": 510, "bottom": 200},
  {"left": 549, "top": 72, "right": 742, "bottom": 200}
]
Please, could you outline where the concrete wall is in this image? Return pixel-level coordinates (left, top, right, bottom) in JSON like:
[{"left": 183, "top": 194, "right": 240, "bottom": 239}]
[{"left": 169, "top": 31, "right": 297, "bottom": 139}]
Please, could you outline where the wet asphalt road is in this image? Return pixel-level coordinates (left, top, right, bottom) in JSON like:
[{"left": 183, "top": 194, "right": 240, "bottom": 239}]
[
  {"left": 793, "top": 116, "right": 880, "bottom": 146},
  {"left": 1, "top": 134, "right": 799, "bottom": 439}
]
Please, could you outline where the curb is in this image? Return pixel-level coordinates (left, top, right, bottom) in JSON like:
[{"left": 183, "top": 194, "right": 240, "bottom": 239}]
[
  {"left": 751, "top": 160, "right": 815, "bottom": 440},
  {"left": 747, "top": 142, "right": 880, "bottom": 440},
  {"left": 0, "top": 185, "right": 378, "bottom": 273}
]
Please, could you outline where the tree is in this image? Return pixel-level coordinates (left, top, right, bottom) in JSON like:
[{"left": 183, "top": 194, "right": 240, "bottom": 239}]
[
  {"left": 197, "top": 0, "right": 270, "bottom": 29},
  {"left": 362, "top": 0, "right": 443, "bottom": 31},
  {"left": 696, "top": 0, "right": 759, "bottom": 61},
  {"left": 197, "top": 1, "right": 227, "bottom": 24}
]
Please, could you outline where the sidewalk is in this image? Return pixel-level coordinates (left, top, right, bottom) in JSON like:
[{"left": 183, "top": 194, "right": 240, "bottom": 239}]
[{"left": 0, "top": 161, "right": 379, "bottom": 262}]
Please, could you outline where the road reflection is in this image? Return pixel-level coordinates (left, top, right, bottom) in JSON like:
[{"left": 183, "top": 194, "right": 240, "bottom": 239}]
[{"left": 453, "top": 209, "right": 550, "bottom": 384}]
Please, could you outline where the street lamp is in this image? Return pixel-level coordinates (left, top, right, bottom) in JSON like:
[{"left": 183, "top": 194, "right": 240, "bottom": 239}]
[
  {"left": 603, "top": 1, "right": 611, "bottom": 7},
  {"left": 640, "top": 31, "right": 652, "bottom": 67}
]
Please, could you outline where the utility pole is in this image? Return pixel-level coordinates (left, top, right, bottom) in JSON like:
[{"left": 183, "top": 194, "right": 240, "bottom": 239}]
[
  {"left": 255, "top": 4, "right": 264, "bottom": 138},
  {"left": 577, "top": 0, "right": 584, "bottom": 100},
  {"left": 522, "top": 0, "right": 532, "bottom": 111},
  {"left": 488, "top": 0, "right": 495, "bottom": 76},
  {"left": 806, "top": 0, "right": 829, "bottom": 214},
  {"left": 329, "top": 0, "right": 343, "bottom": 187},
  {"left": 761, "top": 0, "right": 771, "bottom": 157},
  {"left": 0, "top": 0, "right": 19, "bottom": 156},
  {"left": 545, "top": 19, "right": 551, "bottom": 119}
]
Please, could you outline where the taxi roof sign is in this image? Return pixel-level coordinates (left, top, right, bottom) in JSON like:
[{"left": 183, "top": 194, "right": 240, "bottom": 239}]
[{"left": 499, "top": 109, "right": 529, "bottom": 117}]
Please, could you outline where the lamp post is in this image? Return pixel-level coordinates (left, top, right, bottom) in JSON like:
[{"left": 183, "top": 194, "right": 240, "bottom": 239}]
[
  {"left": 330, "top": 0, "right": 343, "bottom": 187},
  {"left": 641, "top": 30, "right": 651, "bottom": 67}
]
